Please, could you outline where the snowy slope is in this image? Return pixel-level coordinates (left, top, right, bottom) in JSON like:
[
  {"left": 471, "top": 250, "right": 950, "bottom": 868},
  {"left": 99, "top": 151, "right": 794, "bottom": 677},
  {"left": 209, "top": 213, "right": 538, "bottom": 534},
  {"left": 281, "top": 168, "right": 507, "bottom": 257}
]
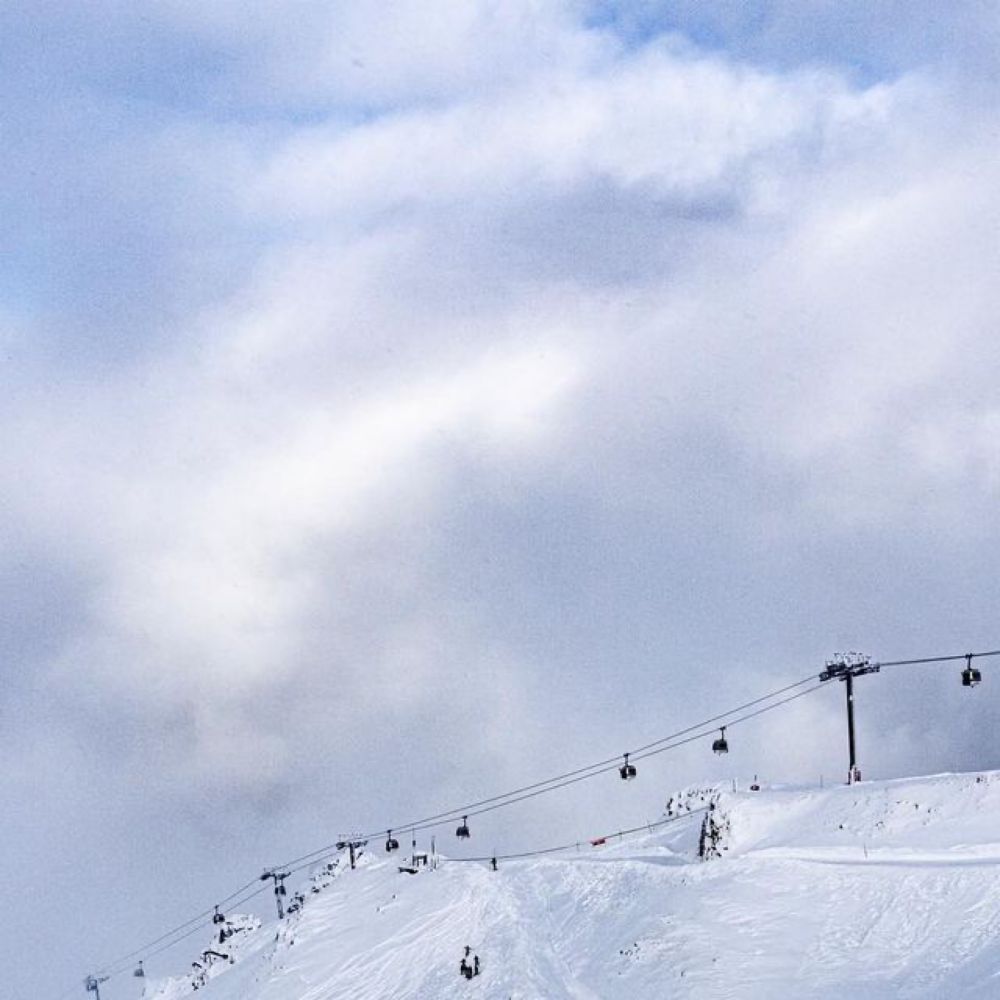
[{"left": 142, "top": 772, "right": 1000, "bottom": 999}]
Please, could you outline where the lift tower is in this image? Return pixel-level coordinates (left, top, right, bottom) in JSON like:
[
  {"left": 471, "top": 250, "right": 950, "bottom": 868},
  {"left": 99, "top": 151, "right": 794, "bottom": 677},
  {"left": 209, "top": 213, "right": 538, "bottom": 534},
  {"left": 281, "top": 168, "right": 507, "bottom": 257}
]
[
  {"left": 260, "top": 870, "right": 291, "bottom": 919},
  {"left": 819, "top": 652, "right": 880, "bottom": 784},
  {"left": 84, "top": 975, "right": 108, "bottom": 999}
]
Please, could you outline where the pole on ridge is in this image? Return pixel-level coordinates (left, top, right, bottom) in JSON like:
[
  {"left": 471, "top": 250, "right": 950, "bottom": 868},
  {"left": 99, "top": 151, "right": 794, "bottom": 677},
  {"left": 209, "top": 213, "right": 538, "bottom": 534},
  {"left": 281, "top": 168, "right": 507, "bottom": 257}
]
[
  {"left": 84, "top": 975, "right": 108, "bottom": 998},
  {"left": 819, "top": 652, "right": 879, "bottom": 784},
  {"left": 261, "top": 870, "right": 290, "bottom": 919}
]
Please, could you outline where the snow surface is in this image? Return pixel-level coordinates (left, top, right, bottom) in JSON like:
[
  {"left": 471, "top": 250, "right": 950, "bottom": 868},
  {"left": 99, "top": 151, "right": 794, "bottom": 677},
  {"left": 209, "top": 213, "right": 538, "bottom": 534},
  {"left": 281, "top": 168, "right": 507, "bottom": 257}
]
[{"left": 142, "top": 772, "right": 1000, "bottom": 999}]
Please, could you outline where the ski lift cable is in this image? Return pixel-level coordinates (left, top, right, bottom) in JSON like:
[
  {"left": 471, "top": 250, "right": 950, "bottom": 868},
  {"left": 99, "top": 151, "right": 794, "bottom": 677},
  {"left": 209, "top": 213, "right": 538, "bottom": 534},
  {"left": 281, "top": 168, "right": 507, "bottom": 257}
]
[
  {"left": 95, "top": 880, "right": 266, "bottom": 979},
  {"left": 449, "top": 841, "right": 579, "bottom": 864},
  {"left": 431, "top": 684, "right": 824, "bottom": 827},
  {"left": 274, "top": 673, "right": 820, "bottom": 874},
  {"left": 117, "top": 883, "right": 271, "bottom": 973},
  {"left": 627, "top": 675, "right": 818, "bottom": 757},
  {"left": 307, "top": 673, "right": 820, "bottom": 860},
  {"left": 299, "top": 681, "right": 824, "bottom": 873},
  {"left": 589, "top": 805, "right": 710, "bottom": 847},
  {"left": 874, "top": 649, "right": 1000, "bottom": 669},
  {"left": 285, "top": 685, "right": 826, "bottom": 878},
  {"left": 633, "top": 683, "right": 825, "bottom": 766},
  {"left": 448, "top": 684, "right": 826, "bottom": 828},
  {"left": 372, "top": 693, "right": 823, "bottom": 877},
  {"left": 277, "top": 752, "right": 642, "bottom": 871},
  {"left": 446, "top": 805, "right": 710, "bottom": 864},
  {"left": 275, "top": 673, "right": 820, "bottom": 875},
  {"left": 99, "top": 883, "right": 269, "bottom": 980},
  {"left": 100, "top": 883, "right": 270, "bottom": 981}
]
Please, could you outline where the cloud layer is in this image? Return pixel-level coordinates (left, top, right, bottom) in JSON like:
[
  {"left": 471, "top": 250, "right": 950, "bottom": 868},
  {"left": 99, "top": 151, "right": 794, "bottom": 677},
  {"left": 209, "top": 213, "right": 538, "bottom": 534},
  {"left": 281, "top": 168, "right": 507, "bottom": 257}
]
[{"left": 2, "top": 4, "right": 999, "bottom": 996}]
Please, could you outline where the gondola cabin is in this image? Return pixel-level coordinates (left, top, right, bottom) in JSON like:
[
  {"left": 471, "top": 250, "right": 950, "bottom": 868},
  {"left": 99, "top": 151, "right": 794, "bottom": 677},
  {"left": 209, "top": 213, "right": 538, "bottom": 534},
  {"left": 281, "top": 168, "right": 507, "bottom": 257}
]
[{"left": 962, "top": 666, "right": 982, "bottom": 687}]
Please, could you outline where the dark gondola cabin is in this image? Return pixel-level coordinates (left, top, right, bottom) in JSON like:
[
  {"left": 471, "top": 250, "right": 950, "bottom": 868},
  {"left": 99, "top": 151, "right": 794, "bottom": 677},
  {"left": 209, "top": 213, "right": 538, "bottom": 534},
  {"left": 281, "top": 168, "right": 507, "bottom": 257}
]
[
  {"left": 962, "top": 656, "right": 982, "bottom": 687},
  {"left": 619, "top": 753, "right": 637, "bottom": 780},
  {"left": 456, "top": 816, "right": 471, "bottom": 838},
  {"left": 712, "top": 727, "right": 729, "bottom": 755},
  {"left": 962, "top": 666, "right": 982, "bottom": 687},
  {"left": 385, "top": 830, "right": 400, "bottom": 852}
]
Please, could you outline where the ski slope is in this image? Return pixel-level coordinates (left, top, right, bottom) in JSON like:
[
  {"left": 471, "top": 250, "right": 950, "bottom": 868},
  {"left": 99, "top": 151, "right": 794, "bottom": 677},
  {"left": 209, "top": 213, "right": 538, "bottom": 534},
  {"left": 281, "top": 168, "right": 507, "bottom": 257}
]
[{"left": 143, "top": 772, "right": 1000, "bottom": 999}]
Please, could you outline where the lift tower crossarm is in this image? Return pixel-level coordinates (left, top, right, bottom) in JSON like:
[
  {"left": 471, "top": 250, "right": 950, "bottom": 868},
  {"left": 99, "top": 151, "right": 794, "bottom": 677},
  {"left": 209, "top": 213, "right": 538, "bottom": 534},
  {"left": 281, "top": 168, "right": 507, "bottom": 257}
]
[
  {"left": 819, "top": 653, "right": 879, "bottom": 784},
  {"left": 818, "top": 653, "right": 881, "bottom": 683}
]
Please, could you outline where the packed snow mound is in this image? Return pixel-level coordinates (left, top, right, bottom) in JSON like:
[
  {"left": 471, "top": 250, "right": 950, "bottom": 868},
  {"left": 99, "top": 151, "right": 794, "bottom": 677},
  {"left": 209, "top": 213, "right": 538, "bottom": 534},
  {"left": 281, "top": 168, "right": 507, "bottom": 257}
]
[
  {"left": 141, "top": 771, "right": 1000, "bottom": 999},
  {"left": 709, "top": 771, "right": 1000, "bottom": 860},
  {"left": 143, "top": 913, "right": 263, "bottom": 998}
]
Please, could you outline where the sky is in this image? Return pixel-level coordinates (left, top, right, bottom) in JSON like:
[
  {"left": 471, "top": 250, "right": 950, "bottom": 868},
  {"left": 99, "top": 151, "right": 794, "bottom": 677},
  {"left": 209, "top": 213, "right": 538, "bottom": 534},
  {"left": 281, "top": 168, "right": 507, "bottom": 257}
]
[{"left": 2, "top": 2, "right": 999, "bottom": 997}]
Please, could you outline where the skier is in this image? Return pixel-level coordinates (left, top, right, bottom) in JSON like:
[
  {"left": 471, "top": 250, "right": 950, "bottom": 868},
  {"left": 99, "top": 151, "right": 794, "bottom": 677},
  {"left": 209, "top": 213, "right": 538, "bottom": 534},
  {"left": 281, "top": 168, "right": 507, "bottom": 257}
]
[{"left": 474, "top": 955, "right": 480, "bottom": 976}]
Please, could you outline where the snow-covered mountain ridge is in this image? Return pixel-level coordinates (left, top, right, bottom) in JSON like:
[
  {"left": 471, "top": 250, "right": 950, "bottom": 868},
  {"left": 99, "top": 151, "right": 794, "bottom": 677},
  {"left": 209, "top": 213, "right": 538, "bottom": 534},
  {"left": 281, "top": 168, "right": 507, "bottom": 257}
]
[{"left": 143, "top": 771, "right": 1000, "bottom": 999}]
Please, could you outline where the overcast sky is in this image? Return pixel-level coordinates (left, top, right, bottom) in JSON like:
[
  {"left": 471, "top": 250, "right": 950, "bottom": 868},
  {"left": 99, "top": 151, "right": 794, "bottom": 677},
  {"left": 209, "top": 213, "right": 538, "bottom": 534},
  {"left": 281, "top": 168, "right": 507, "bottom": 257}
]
[{"left": 3, "top": 3, "right": 999, "bottom": 997}]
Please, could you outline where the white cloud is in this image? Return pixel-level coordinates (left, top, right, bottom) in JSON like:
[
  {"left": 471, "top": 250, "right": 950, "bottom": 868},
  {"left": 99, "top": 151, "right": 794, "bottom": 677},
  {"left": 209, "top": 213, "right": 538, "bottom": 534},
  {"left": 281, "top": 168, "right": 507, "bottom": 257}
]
[
  {"left": 8, "top": 328, "right": 580, "bottom": 792},
  {"left": 8, "top": 20, "right": 997, "bottom": 801},
  {"left": 7, "top": 8, "right": 1000, "bottom": 995},
  {"left": 140, "top": 0, "right": 608, "bottom": 108},
  {"left": 250, "top": 44, "right": 893, "bottom": 223}
]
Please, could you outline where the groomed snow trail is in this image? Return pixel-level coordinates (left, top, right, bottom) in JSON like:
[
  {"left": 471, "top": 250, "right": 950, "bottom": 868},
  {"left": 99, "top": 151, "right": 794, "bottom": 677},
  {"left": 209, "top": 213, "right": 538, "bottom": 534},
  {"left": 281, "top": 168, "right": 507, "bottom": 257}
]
[{"left": 144, "top": 772, "right": 1000, "bottom": 999}]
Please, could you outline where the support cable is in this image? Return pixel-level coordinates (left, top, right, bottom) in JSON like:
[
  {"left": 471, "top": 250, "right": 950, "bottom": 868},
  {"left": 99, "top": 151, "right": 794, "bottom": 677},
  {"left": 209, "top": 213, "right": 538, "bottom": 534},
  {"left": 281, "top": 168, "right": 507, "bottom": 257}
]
[
  {"left": 93, "top": 877, "right": 263, "bottom": 979},
  {"left": 279, "top": 672, "right": 820, "bottom": 872},
  {"left": 445, "top": 805, "right": 709, "bottom": 864},
  {"left": 875, "top": 649, "right": 1000, "bottom": 669},
  {"left": 282, "top": 684, "right": 825, "bottom": 878}
]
